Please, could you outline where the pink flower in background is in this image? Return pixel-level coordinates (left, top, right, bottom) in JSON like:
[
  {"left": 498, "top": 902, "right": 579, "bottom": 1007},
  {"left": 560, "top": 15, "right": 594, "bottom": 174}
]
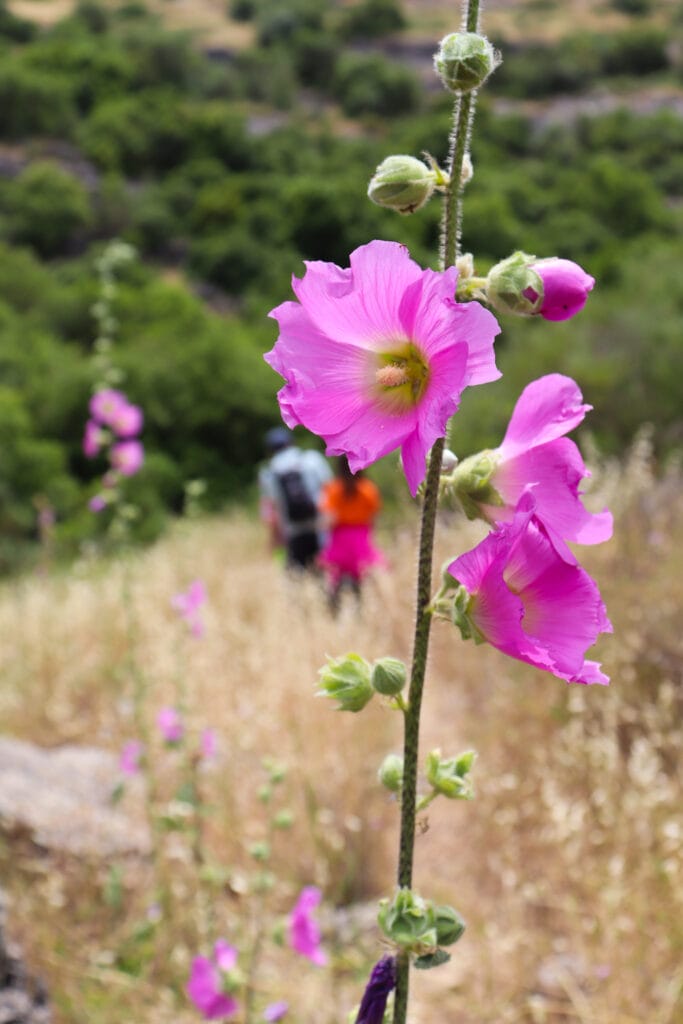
[
  {"left": 187, "top": 940, "right": 239, "bottom": 1020},
  {"left": 263, "top": 1002, "right": 289, "bottom": 1022},
  {"left": 458, "top": 374, "right": 612, "bottom": 545},
  {"left": 288, "top": 886, "right": 326, "bottom": 966},
  {"left": 447, "top": 492, "right": 612, "bottom": 685},
  {"left": 109, "top": 401, "right": 144, "bottom": 438},
  {"left": 265, "top": 239, "right": 500, "bottom": 496},
  {"left": 200, "top": 728, "right": 217, "bottom": 761},
  {"left": 90, "top": 388, "right": 127, "bottom": 426},
  {"left": 83, "top": 419, "right": 103, "bottom": 458},
  {"left": 526, "top": 258, "right": 594, "bottom": 321},
  {"left": 119, "top": 740, "right": 144, "bottom": 776},
  {"left": 89, "top": 494, "right": 107, "bottom": 513},
  {"left": 157, "top": 706, "right": 184, "bottom": 744},
  {"left": 111, "top": 440, "right": 144, "bottom": 476},
  {"left": 172, "top": 579, "right": 207, "bottom": 638}
]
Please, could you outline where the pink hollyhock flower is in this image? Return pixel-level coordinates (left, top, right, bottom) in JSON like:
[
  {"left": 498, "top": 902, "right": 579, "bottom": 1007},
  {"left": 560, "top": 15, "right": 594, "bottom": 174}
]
[
  {"left": 171, "top": 580, "right": 207, "bottom": 638},
  {"left": 265, "top": 240, "right": 500, "bottom": 496},
  {"left": 200, "top": 728, "right": 217, "bottom": 761},
  {"left": 119, "top": 739, "right": 144, "bottom": 776},
  {"left": 453, "top": 374, "right": 612, "bottom": 545},
  {"left": 111, "top": 440, "right": 144, "bottom": 476},
  {"left": 90, "top": 388, "right": 127, "bottom": 426},
  {"left": 187, "top": 940, "right": 239, "bottom": 1020},
  {"left": 157, "top": 706, "right": 184, "bottom": 744},
  {"left": 83, "top": 419, "right": 103, "bottom": 458},
  {"left": 89, "top": 494, "right": 107, "bottom": 513},
  {"left": 446, "top": 492, "right": 612, "bottom": 685},
  {"left": 288, "top": 886, "right": 327, "bottom": 966},
  {"left": 263, "top": 1002, "right": 289, "bottom": 1022},
  {"left": 109, "top": 401, "right": 144, "bottom": 438},
  {"left": 525, "top": 258, "right": 595, "bottom": 322}
]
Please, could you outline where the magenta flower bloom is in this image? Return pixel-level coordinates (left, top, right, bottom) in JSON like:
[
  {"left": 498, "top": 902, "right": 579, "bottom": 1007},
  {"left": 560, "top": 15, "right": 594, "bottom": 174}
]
[
  {"left": 89, "top": 494, "right": 108, "bottom": 513},
  {"left": 171, "top": 579, "right": 207, "bottom": 638},
  {"left": 263, "top": 1002, "right": 289, "bottom": 1022},
  {"left": 90, "top": 388, "right": 127, "bottom": 426},
  {"left": 525, "top": 258, "right": 595, "bottom": 321},
  {"left": 265, "top": 240, "right": 500, "bottom": 496},
  {"left": 157, "top": 706, "right": 184, "bottom": 744},
  {"left": 187, "top": 940, "right": 239, "bottom": 1020},
  {"left": 200, "top": 728, "right": 217, "bottom": 761},
  {"left": 447, "top": 492, "right": 612, "bottom": 685},
  {"left": 83, "top": 419, "right": 103, "bottom": 458},
  {"left": 355, "top": 956, "right": 396, "bottom": 1024},
  {"left": 454, "top": 374, "right": 612, "bottom": 545},
  {"left": 119, "top": 739, "right": 144, "bottom": 776},
  {"left": 109, "top": 401, "right": 144, "bottom": 438},
  {"left": 288, "top": 886, "right": 326, "bottom": 966},
  {"left": 111, "top": 440, "right": 144, "bottom": 476}
]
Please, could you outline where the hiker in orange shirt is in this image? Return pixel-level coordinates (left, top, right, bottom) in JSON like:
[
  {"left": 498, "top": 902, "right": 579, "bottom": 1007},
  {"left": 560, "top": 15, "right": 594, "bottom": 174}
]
[{"left": 318, "top": 457, "right": 386, "bottom": 611}]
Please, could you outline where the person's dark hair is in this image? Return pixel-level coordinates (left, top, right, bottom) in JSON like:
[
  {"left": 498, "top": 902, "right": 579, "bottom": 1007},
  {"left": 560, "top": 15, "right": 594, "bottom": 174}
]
[{"left": 265, "top": 426, "right": 293, "bottom": 454}]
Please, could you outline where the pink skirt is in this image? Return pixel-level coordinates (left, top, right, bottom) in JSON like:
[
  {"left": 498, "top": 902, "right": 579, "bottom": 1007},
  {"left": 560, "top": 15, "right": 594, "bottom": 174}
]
[{"left": 319, "top": 524, "right": 386, "bottom": 583}]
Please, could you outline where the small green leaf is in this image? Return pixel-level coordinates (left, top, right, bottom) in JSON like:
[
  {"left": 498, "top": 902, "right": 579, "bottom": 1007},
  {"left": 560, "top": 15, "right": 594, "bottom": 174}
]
[{"left": 414, "top": 949, "right": 451, "bottom": 970}]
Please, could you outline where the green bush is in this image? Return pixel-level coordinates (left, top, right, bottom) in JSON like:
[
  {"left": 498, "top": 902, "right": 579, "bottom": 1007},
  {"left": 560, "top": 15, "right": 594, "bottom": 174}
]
[
  {"left": 0, "top": 60, "right": 75, "bottom": 139},
  {"left": 337, "top": 0, "right": 406, "bottom": 39},
  {"left": 6, "top": 162, "right": 92, "bottom": 258},
  {"left": 333, "top": 53, "right": 420, "bottom": 118}
]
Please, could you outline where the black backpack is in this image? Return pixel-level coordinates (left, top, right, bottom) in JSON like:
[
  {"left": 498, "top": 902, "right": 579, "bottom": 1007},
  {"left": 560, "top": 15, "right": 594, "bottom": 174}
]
[{"left": 275, "top": 469, "right": 317, "bottom": 523}]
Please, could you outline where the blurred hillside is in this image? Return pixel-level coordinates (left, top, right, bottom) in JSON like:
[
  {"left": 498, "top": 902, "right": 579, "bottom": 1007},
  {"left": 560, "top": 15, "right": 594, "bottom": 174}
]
[{"left": 0, "top": 0, "right": 682, "bottom": 569}]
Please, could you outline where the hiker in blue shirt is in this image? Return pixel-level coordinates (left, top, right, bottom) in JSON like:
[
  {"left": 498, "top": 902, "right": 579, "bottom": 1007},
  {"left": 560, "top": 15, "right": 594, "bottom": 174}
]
[{"left": 258, "top": 427, "right": 332, "bottom": 571}]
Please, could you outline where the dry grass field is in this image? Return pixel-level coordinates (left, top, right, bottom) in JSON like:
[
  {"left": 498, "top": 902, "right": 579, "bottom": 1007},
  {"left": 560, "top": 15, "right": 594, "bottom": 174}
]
[{"left": 0, "top": 435, "right": 682, "bottom": 1023}]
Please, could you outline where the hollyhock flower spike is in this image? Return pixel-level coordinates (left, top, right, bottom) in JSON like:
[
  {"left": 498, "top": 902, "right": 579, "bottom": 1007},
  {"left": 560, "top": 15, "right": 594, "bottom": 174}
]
[
  {"left": 444, "top": 491, "right": 612, "bottom": 685},
  {"left": 450, "top": 374, "right": 612, "bottom": 545},
  {"left": 89, "top": 388, "right": 127, "bottom": 426},
  {"left": 288, "top": 886, "right": 327, "bottom": 965},
  {"left": 265, "top": 240, "right": 500, "bottom": 496},
  {"left": 187, "top": 940, "right": 239, "bottom": 1021},
  {"left": 111, "top": 440, "right": 144, "bottom": 477}
]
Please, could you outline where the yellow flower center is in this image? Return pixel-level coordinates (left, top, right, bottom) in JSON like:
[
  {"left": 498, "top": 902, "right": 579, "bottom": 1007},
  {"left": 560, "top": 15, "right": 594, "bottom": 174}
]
[{"left": 374, "top": 342, "right": 430, "bottom": 413}]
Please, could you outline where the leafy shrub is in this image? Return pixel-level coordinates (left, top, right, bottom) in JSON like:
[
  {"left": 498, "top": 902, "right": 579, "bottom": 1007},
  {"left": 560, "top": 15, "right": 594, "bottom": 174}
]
[
  {"left": 332, "top": 53, "right": 420, "bottom": 117},
  {"left": 337, "top": 0, "right": 406, "bottom": 38},
  {"left": 0, "top": 0, "right": 35, "bottom": 42},
  {"left": 0, "top": 60, "right": 75, "bottom": 139},
  {"left": 601, "top": 27, "right": 669, "bottom": 76},
  {"left": 6, "top": 162, "right": 92, "bottom": 258}
]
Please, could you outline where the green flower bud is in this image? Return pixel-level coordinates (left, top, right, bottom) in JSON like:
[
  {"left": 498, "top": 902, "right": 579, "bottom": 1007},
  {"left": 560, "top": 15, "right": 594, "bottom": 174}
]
[
  {"left": 425, "top": 748, "right": 477, "bottom": 800},
  {"left": 434, "top": 904, "right": 466, "bottom": 946},
  {"left": 371, "top": 657, "right": 407, "bottom": 696},
  {"left": 317, "top": 653, "right": 374, "bottom": 712},
  {"left": 368, "top": 155, "right": 436, "bottom": 215},
  {"left": 485, "top": 251, "right": 542, "bottom": 317},
  {"left": 272, "top": 808, "right": 294, "bottom": 829},
  {"left": 248, "top": 840, "right": 271, "bottom": 862},
  {"left": 448, "top": 450, "right": 504, "bottom": 522},
  {"left": 378, "top": 888, "right": 438, "bottom": 951},
  {"left": 263, "top": 758, "right": 287, "bottom": 784},
  {"left": 434, "top": 32, "right": 499, "bottom": 93},
  {"left": 378, "top": 753, "right": 404, "bottom": 793}
]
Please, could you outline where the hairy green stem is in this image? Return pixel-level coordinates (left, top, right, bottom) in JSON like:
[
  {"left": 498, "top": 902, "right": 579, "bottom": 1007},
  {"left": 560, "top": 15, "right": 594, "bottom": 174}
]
[{"left": 393, "top": 3, "right": 481, "bottom": 1020}]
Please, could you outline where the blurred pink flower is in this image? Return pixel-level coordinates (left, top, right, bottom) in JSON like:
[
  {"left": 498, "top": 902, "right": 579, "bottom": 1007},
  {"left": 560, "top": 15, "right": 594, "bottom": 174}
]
[
  {"left": 187, "top": 940, "right": 239, "bottom": 1020},
  {"left": 288, "top": 886, "right": 326, "bottom": 966},
  {"left": 90, "top": 388, "right": 127, "bottom": 426},
  {"left": 89, "top": 494, "right": 107, "bottom": 513},
  {"left": 265, "top": 239, "right": 500, "bottom": 496},
  {"left": 83, "top": 419, "right": 103, "bottom": 458},
  {"left": 460, "top": 374, "right": 612, "bottom": 545},
  {"left": 111, "top": 440, "right": 144, "bottom": 476},
  {"left": 109, "top": 401, "right": 144, "bottom": 438},
  {"left": 119, "top": 740, "right": 143, "bottom": 776},
  {"left": 525, "top": 258, "right": 594, "bottom": 321},
  {"left": 157, "top": 706, "right": 184, "bottom": 744},
  {"left": 200, "top": 728, "right": 217, "bottom": 761},
  {"left": 171, "top": 579, "right": 207, "bottom": 638},
  {"left": 263, "top": 1002, "right": 289, "bottom": 1022},
  {"left": 447, "top": 492, "right": 612, "bottom": 685}
]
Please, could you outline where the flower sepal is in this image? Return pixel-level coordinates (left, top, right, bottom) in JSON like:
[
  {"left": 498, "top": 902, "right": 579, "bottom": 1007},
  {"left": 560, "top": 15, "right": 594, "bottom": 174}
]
[
  {"left": 443, "top": 450, "right": 504, "bottom": 520},
  {"left": 425, "top": 748, "right": 477, "bottom": 800},
  {"left": 317, "top": 653, "right": 374, "bottom": 712},
  {"left": 371, "top": 657, "right": 407, "bottom": 697},
  {"left": 485, "top": 251, "right": 542, "bottom": 317},
  {"left": 378, "top": 889, "right": 466, "bottom": 957}
]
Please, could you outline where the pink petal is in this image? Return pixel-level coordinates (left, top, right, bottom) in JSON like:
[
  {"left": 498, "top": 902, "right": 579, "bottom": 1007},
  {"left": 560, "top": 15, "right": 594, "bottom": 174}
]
[{"left": 500, "top": 374, "right": 590, "bottom": 459}]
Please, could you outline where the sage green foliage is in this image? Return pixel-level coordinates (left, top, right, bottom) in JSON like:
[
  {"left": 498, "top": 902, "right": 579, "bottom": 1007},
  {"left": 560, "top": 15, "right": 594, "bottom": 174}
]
[{"left": 0, "top": 0, "right": 680, "bottom": 566}]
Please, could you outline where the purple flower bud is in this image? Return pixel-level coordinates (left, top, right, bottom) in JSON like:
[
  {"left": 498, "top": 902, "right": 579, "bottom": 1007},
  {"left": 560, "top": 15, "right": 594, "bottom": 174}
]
[
  {"left": 355, "top": 956, "right": 396, "bottom": 1024},
  {"left": 526, "top": 258, "right": 595, "bottom": 322}
]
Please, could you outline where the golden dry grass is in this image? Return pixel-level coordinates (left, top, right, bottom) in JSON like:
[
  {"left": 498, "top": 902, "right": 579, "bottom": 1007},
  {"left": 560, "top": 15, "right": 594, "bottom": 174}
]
[{"left": 1, "top": 437, "right": 682, "bottom": 1023}]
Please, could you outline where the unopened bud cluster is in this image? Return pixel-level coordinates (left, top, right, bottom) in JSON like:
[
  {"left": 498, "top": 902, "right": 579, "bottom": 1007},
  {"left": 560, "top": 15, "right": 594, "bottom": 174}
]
[
  {"left": 378, "top": 888, "right": 465, "bottom": 956},
  {"left": 425, "top": 748, "right": 476, "bottom": 800},
  {"left": 317, "top": 653, "right": 407, "bottom": 712}
]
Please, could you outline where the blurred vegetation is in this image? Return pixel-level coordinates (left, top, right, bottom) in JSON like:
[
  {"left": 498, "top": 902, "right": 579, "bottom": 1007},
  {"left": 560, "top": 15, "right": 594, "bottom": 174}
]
[{"left": 0, "top": 0, "right": 681, "bottom": 567}]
